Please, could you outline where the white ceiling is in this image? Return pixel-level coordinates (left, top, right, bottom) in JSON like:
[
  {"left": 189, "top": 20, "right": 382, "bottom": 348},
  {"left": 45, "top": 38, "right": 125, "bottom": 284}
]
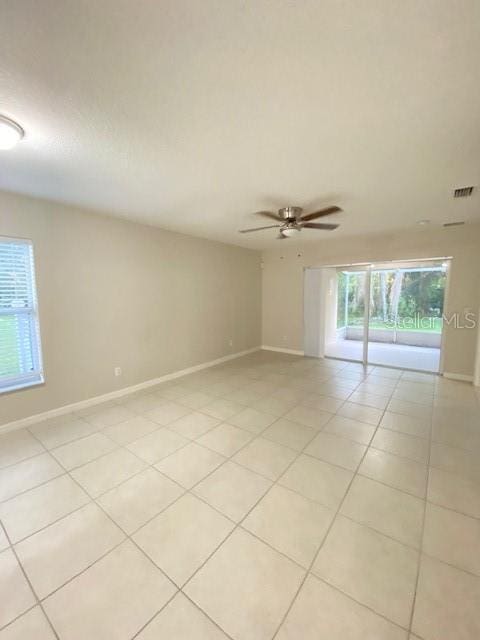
[{"left": 1, "top": 0, "right": 479, "bottom": 248}]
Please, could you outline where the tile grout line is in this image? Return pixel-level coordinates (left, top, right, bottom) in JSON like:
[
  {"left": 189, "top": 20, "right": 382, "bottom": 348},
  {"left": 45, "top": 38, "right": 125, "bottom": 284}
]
[
  {"left": 0, "top": 520, "right": 60, "bottom": 638},
  {"left": 125, "top": 370, "right": 351, "bottom": 636},
  {"left": 3, "top": 411, "right": 302, "bottom": 548},
  {"left": 9, "top": 356, "right": 284, "bottom": 635},
  {"left": 301, "top": 573, "right": 413, "bottom": 634},
  {"left": 407, "top": 403, "right": 434, "bottom": 636},
  {"left": 12, "top": 377, "right": 471, "bottom": 557},
  {"left": 270, "top": 368, "right": 400, "bottom": 639},
  {"left": 11, "top": 388, "right": 309, "bottom": 638},
  {"left": 168, "top": 412, "right": 324, "bottom": 637},
  {"left": 0, "top": 467, "right": 66, "bottom": 506},
  {"left": 15, "top": 411, "right": 224, "bottom": 509},
  {"left": 2, "top": 356, "right": 476, "bottom": 637},
  {"left": 5, "top": 374, "right": 328, "bottom": 500},
  {"left": 93, "top": 385, "right": 322, "bottom": 639},
  {"left": 0, "top": 364, "right": 425, "bottom": 545},
  {"left": 0, "top": 603, "right": 41, "bottom": 635},
  {"left": 298, "top": 368, "right": 455, "bottom": 637},
  {"left": 25, "top": 434, "right": 195, "bottom": 640},
  {"left": 8, "top": 358, "right": 433, "bottom": 472},
  {"left": 1, "top": 404, "right": 401, "bottom": 509},
  {"left": 4, "top": 367, "right": 470, "bottom": 509},
  {"left": 169, "top": 367, "right": 390, "bottom": 633}
]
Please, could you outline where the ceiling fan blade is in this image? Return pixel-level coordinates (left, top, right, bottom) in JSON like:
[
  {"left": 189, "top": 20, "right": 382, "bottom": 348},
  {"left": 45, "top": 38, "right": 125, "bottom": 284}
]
[
  {"left": 301, "top": 223, "right": 339, "bottom": 231},
  {"left": 255, "top": 210, "right": 282, "bottom": 221},
  {"left": 239, "top": 225, "right": 281, "bottom": 233},
  {"left": 300, "top": 206, "right": 342, "bottom": 222}
]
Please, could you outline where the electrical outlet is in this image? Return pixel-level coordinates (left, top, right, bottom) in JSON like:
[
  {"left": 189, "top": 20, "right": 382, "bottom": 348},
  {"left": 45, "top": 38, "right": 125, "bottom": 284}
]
[
  {"left": 114, "top": 367, "right": 122, "bottom": 377},
  {"left": 229, "top": 339, "right": 233, "bottom": 347}
]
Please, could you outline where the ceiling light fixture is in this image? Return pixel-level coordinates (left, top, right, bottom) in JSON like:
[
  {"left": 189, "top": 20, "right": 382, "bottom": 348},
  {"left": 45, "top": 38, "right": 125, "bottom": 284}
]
[
  {"left": 0, "top": 115, "right": 24, "bottom": 150},
  {"left": 281, "top": 227, "right": 300, "bottom": 237},
  {"left": 417, "top": 219, "right": 430, "bottom": 225}
]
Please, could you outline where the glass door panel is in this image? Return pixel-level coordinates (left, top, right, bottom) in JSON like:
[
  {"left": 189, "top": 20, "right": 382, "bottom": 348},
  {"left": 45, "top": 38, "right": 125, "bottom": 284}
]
[
  {"left": 367, "top": 265, "right": 447, "bottom": 372},
  {"left": 325, "top": 270, "right": 368, "bottom": 363}
]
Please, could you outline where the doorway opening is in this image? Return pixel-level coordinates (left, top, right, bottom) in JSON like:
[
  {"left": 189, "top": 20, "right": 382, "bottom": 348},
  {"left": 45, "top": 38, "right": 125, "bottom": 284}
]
[{"left": 304, "top": 258, "right": 449, "bottom": 373}]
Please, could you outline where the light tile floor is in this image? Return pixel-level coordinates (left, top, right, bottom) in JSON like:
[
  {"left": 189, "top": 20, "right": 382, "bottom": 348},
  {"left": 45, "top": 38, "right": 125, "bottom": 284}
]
[{"left": 1, "top": 351, "right": 479, "bottom": 639}]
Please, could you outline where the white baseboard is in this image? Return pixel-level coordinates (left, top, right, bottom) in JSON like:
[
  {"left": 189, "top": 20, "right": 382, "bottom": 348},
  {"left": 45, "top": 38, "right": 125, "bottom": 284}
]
[
  {"left": 0, "top": 346, "right": 261, "bottom": 434},
  {"left": 443, "top": 372, "right": 474, "bottom": 383},
  {"left": 261, "top": 345, "right": 305, "bottom": 356}
]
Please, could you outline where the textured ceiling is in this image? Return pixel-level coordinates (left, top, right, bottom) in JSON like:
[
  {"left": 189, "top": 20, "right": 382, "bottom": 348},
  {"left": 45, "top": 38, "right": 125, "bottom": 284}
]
[{"left": 0, "top": 0, "right": 479, "bottom": 248}]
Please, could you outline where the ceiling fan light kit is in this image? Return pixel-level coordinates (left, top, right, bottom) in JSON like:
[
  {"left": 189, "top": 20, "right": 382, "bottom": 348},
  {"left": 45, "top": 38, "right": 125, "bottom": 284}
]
[
  {"left": 281, "top": 227, "right": 300, "bottom": 237},
  {"left": 239, "top": 204, "right": 342, "bottom": 238},
  {"left": 0, "top": 114, "right": 24, "bottom": 150}
]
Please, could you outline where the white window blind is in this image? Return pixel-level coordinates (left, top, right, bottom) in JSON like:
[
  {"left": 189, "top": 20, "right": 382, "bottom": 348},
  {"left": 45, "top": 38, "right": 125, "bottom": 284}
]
[{"left": 0, "top": 237, "right": 44, "bottom": 393}]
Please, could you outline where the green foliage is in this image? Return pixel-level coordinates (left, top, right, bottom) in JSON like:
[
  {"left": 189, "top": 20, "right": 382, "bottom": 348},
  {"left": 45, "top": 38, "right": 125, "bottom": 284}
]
[
  {"left": 0, "top": 316, "right": 20, "bottom": 377},
  {"left": 336, "top": 268, "right": 446, "bottom": 333}
]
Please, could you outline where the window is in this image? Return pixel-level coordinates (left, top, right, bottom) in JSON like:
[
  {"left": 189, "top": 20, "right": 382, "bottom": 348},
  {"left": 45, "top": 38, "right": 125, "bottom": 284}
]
[{"left": 0, "top": 237, "right": 44, "bottom": 393}]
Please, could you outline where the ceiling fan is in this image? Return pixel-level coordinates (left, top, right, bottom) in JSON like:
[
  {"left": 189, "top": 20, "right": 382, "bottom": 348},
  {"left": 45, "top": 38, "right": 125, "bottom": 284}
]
[{"left": 239, "top": 205, "right": 342, "bottom": 239}]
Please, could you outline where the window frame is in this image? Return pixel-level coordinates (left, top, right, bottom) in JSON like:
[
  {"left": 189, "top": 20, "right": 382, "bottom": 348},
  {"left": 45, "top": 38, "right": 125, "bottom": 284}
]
[{"left": 0, "top": 235, "right": 44, "bottom": 394}]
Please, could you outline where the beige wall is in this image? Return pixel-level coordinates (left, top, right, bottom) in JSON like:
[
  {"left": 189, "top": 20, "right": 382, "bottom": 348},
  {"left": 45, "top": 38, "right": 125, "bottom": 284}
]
[
  {"left": 262, "top": 225, "right": 480, "bottom": 378},
  {"left": 0, "top": 191, "right": 261, "bottom": 425}
]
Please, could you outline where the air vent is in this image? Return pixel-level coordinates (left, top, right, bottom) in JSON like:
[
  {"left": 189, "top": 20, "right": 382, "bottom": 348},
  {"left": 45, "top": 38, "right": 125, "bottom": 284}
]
[
  {"left": 453, "top": 186, "right": 474, "bottom": 198},
  {"left": 443, "top": 221, "right": 465, "bottom": 227}
]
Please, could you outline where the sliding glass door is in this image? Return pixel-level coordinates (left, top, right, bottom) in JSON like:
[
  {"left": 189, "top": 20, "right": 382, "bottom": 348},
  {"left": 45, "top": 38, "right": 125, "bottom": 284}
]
[{"left": 324, "top": 260, "right": 448, "bottom": 372}]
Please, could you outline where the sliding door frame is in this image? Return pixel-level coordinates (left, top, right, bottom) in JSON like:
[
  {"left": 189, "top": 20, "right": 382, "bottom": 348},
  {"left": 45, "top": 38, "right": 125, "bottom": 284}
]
[
  {"left": 362, "top": 268, "right": 371, "bottom": 365},
  {"left": 311, "top": 256, "right": 451, "bottom": 373},
  {"left": 438, "top": 258, "right": 452, "bottom": 374}
]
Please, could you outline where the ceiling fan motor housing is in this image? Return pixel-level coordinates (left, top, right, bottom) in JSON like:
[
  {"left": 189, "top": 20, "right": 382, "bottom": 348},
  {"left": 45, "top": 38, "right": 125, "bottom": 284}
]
[{"left": 279, "top": 206, "right": 302, "bottom": 220}]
